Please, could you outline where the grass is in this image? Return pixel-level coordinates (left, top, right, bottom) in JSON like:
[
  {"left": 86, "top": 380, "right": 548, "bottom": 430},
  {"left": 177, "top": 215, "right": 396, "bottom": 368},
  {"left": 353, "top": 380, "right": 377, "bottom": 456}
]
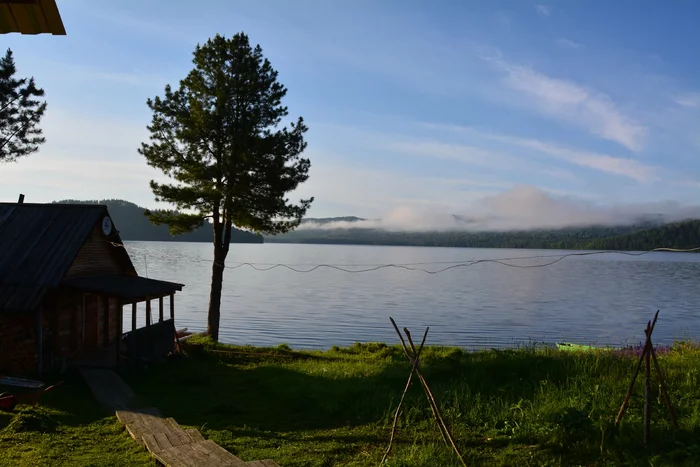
[
  {"left": 0, "top": 375, "right": 151, "bottom": 466},
  {"left": 2, "top": 339, "right": 700, "bottom": 466}
]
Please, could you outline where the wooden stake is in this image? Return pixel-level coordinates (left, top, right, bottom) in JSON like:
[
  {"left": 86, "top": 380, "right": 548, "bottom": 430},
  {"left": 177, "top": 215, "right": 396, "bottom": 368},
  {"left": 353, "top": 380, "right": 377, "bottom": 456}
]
[
  {"left": 644, "top": 322, "right": 651, "bottom": 447},
  {"left": 388, "top": 317, "right": 467, "bottom": 467},
  {"left": 390, "top": 318, "right": 448, "bottom": 445},
  {"left": 404, "top": 328, "right": 465, "bottom": 467},
  {"left": 616, "top": 311, "right": 659, "bottom": 424},
  {"left": 381, "top": 326, "right": 429, "bottom": 465}
]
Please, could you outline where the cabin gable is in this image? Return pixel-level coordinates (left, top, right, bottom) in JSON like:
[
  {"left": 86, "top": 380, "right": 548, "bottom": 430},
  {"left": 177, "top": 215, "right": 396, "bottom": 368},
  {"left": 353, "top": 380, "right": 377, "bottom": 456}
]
[{"left": 65, "top": 219, "right": 135, "bottom": 279}]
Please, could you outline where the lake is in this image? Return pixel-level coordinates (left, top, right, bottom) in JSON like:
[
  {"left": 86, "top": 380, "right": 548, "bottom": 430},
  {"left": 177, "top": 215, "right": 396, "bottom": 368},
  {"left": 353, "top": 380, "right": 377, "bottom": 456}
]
[{"left": 122, "top": 242, "right": 700, "bottom": 350}]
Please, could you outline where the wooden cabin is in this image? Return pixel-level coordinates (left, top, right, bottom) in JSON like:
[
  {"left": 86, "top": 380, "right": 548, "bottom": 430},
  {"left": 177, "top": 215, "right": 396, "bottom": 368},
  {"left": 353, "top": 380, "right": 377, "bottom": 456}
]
[{"left": 0, "top": 201, "right": 184, "bottom": 376}]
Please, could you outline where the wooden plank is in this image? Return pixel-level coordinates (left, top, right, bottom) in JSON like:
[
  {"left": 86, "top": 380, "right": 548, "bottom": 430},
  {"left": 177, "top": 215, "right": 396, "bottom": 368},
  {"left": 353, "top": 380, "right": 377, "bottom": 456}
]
[
  {"left": 185, "top": 428, "right": 205, "bottom": 442},
  {"left": 80, "top": 368, "right": 135, "bottom": 410},
  {"left": 164, "top": 428, "right": 191, "bottom": 447},
  {"left": 246, "top": 461, "right": 281, "bottom": 467},
  {"left": 146, "top": 299, "right": 151, "bottom": 327},
  {"left": 170, "top": 293, "right": 175, "bottom": 320},
  {"left": 166, "top": 417, "right": 180, "bottom": 427},
  {"left": 198, "top": 440, "right": 248, "bottom": 466},
  {"left": 159, "top": 297, "right": 164, "bottom": 322},
  {"left": 143, "top": 433, "right": 161, "bottom": 453},
  {"left": 152, "top": 446, "right": 190, "bottom": 467},
  {"left": 132, "top": 302, "right": 137, "bottom": 332},
  {"left": 190, "top": 442, "right": 239, "bottom": 466},
  {"left": 154, "top": 432, "right": 174, "bottom": 451},
  {"left": 177, "top": 443, "right": 223, "bottom": 467},
  {"left": 125, "top": 423, "right": 147, "bottom": 445}
]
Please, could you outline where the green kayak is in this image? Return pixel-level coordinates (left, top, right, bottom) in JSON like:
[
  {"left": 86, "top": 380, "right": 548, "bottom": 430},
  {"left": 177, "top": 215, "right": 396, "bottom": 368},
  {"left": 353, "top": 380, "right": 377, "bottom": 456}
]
[{"left": 556, "top": 342, "right": 599, "bottom": 352}]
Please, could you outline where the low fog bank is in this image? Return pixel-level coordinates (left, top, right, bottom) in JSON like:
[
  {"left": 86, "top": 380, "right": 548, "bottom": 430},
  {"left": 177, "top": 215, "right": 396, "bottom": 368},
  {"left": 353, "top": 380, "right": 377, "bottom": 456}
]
[{"left": 300, "top": 186, "right": 700, "bottom": 232}]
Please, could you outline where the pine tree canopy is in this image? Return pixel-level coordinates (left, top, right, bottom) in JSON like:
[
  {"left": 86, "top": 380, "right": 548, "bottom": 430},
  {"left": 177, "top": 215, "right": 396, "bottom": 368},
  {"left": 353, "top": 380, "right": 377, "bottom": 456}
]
[
  {"left": 0, "top": 48, "right": 47, "bottom": 163},
  {"left": 139, "top": 33, "right": 313, "bottom": 243}
]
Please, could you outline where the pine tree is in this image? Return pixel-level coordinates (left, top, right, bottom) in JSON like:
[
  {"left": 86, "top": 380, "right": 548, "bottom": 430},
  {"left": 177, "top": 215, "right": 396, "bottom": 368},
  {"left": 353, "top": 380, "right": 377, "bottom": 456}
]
[
  {"left": 139, "top": 33, "right": 313, "bottom": 341},
  {"left": 0, "top": 49, "right": 47, "bottom": 163}
]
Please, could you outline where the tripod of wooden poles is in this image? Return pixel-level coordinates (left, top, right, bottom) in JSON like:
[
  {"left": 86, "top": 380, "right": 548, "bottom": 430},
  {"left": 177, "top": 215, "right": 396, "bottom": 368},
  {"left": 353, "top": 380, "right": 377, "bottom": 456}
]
[
  {"left": 615, "top": 310, "right": 678, "bottom": 447},
  {"left": 380, "top": 317, "right": 467, "bottom": 466}
]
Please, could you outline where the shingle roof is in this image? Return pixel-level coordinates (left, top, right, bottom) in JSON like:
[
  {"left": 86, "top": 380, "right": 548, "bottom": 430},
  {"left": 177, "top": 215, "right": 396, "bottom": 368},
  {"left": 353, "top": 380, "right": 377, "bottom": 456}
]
[{"left": 0, "top": 203, "right": 122, "bottom": 312}]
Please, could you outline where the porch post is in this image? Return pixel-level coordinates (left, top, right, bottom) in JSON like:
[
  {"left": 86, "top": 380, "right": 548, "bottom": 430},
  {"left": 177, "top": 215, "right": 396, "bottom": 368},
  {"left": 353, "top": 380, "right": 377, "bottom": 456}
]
[
  {"left": 131, "top": 302, "right": 137, "bottom": 331},
  {"left": 169, "top": 293, "right": 174, "bottom": 321},
  {"left": 116, "top": 300, "right": 123, "bottom": 367},
  {"left": 37, "top": 306, "right": 43, "bottom": 376},
  {"left": 145, "top": 299, "right": 151, "bottom": 328},
  {"left": 158, "top": 297, "right": 164, "bottom": 322}
]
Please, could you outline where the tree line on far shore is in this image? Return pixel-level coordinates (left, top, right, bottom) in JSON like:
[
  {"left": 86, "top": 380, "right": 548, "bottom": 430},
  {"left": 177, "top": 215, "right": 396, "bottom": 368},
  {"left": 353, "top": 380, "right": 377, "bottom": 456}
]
[
  {"left": 52, "top": 197, "right": 700, "bottom": 252},
  {"left": 267, "top": 219, "right": 700, "bottom": 251}
]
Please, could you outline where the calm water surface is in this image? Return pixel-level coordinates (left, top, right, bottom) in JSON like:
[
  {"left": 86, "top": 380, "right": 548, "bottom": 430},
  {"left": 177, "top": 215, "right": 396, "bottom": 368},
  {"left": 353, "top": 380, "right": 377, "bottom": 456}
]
[{"left": 122, "top": 242, "right": 700, "bottom": 349}]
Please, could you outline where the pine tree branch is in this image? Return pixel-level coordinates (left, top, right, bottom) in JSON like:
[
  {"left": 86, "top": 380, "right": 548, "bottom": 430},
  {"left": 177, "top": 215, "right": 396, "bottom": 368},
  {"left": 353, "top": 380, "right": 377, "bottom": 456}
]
[
  {"left": 0, "top": 95, "right": 19, "bottom": 114},
  {"left": 0, "top": 118, "right": 32, "bottom": 151}
]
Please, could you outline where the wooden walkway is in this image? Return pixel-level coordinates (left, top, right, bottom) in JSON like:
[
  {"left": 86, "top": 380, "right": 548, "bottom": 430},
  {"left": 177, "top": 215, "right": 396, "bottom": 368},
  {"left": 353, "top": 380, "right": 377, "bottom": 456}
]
[
  {"left": 80, "top": 369, "right": 280, "bottom": 467},
  {"left": 79, "top": 368, "right": 135, "bottom": 409},
  {"left": 116, "top": 408, "right": 279, "bottom": 467}
]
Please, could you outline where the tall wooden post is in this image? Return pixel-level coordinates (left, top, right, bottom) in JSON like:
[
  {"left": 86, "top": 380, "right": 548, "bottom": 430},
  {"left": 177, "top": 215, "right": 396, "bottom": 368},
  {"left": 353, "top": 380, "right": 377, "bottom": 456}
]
[
  {"left": 132, "top": 302, "right": 137, "bottom": 331},
  {"left": 116, "top": 300, "right": 123, "bottom": 367},
  {"left": 37, "top": 306, "right": 43, "bottom": 376},
  {"left": 81, "top": 294, "right": 86, "bottom": 349},
  {"left": 158, "top": 297, "right": 164, "bottom": 322},
  {"left": 169, "top": 293, "right": 175, "bottom": 321},
  {"left": 53, "top": 300, "right": 60, "bottom": 355},
  {"left": 644, "top": 325, "right": 651, "bottom": 446},
  {"left": 145, "top": 299, "right": 151, "bottom": 328}
]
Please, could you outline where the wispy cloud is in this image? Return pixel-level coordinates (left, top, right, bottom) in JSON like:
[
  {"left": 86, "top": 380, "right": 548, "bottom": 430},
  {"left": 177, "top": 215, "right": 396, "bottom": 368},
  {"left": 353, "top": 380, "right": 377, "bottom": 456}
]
[
  {"left": 384, "top": 139, "right": 576, "bottom": 180},
  {"left": 535, "top": 5, "right": 551, "bottom": 16},
  {"left": 555, "top": 37, "right": 583, "bottom": 49},
  {"left": 500, "top": 137, "right": 658, "bottom": 181},
  {"left": 674, "top": 93, "right": 700, "bottom": 108},
  {"left": 480, "top": 55, "right": 647, "bottom": 151},
  {"left": 424, "top": 123, "right": 659, "bottom": 181}
]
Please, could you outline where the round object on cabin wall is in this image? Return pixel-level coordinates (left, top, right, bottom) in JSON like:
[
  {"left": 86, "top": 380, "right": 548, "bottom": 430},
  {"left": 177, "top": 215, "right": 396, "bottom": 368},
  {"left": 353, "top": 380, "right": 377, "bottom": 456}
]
[{"left": 101, "top": 216, "right": 113, "bottom": 236}]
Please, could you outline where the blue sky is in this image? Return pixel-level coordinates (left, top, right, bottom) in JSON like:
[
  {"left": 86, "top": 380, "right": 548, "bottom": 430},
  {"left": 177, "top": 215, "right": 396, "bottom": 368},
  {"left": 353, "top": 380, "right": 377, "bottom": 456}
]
[{"left": 1, "top": 0, "right": 699, "bottom": 224}]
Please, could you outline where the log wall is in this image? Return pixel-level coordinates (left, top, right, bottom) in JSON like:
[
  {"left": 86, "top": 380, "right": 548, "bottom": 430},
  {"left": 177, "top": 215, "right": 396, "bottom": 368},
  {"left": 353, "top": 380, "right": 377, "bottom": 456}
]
[
  {"left": 64, "top": 225, "right": 124, "bottom": 278},
  {"left": 0, "top": 314, "right": 37, "bottom": 376}
]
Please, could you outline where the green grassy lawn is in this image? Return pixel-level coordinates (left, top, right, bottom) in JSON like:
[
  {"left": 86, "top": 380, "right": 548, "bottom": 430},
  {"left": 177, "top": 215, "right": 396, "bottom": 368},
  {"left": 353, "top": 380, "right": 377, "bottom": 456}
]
[
  {"left": 0, "top": 375, "right": 151, "bottom": 466},
  {"left": 2, "top": 339, "right": 700, "bottom": 466}
]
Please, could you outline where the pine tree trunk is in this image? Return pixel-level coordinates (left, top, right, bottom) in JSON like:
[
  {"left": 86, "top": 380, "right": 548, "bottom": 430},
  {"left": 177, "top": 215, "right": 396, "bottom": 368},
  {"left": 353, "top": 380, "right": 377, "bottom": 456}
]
[{"left": 207, "top": 246, "right": 225, "bottom": 342}]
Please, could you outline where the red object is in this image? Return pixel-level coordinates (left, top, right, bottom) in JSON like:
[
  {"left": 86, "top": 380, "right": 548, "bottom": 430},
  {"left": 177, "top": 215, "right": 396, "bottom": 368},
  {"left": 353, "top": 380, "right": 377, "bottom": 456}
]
[
  {"left": 0, "top": 381, "right": 64, "bottom": 412},
  {"left": 0, "top": 392, "right": 17, "bottom": 411}
]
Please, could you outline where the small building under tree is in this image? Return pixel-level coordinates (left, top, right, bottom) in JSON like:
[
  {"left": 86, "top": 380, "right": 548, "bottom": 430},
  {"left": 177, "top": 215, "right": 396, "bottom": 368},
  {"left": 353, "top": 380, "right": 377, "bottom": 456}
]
[{"left": 0, "top": 200, "right": 184, "bottom": 376}]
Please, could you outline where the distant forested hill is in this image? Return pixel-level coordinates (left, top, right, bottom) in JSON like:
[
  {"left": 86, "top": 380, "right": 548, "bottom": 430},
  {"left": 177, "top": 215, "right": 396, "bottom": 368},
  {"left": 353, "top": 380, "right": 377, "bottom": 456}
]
[
  {"left": 54, "top": 199, "right": 263, "bottom": 243},
  {"left": 579, "top": 219, "right": 700, "bottom": 251},
  {"left": 266, "top": 223, "right": 650, "bottom": 248},
  {"left": 267, "top": 217, "right": 700, "bottom": 250}
]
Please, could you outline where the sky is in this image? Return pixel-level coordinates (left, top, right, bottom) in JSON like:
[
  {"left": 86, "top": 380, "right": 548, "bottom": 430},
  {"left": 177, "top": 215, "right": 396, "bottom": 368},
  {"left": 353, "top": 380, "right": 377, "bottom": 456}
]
[{"left": 1, "top": 0, "right": 699, "bottom": 228}]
